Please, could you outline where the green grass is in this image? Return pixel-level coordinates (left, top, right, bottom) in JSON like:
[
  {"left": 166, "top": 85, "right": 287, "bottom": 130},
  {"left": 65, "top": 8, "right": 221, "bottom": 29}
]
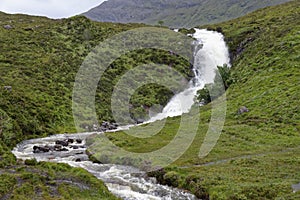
[
  {"left": 87, "top": 1, "right": 300, "bottom": 199},
  {"left": 0, "top": 0, "right": 299, "bottom": 199},
  {"left": 0, "top": 12, "right": 192, "bottom": 199},
  {"left": 0, "top": 162, "right": 120, "bottom": 200},
  {"left": 0, "top": 12, "right": 192, "bottom": 147}
]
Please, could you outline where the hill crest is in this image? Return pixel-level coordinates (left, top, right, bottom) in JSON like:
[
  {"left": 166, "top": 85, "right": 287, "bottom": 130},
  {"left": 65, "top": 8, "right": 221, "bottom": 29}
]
[{"left": 83, "top": 0, "right": 292, "bottom": 28}]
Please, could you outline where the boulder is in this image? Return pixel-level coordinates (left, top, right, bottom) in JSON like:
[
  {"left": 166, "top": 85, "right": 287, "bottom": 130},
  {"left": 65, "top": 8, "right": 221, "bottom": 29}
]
[
  {"left": 95, "top": 121, "right": 119, "bottom": 132},
  {"left": 237, "top": 106, "right": 249, "bottom": 115},
  {"left": 108, "top": 124, "right": 117, "bottom": 130},
  {"left": 136, "top": 119, "right": 144, "bottom": 124},
  {"left": 101, "top": 121, "right": 109, "bottom": 128},
  {"left": 112, "top": 122, "right": 119, "bottom": 127},
  {"left": 99, "top": 127, "right": 107, "bottom": 132},
  {"left": 33, "top": 146, "right": 50, "bottom": 153},
  {"left": 67, "top": 138, "right": 74, "bottom": 143},
  {"left": 55, "top": 140, "right": 69, "bottom": 146},
  {"left": 3, "top": 25, "right": 13, "bottom": 29},
  {"left": 54, "top": 144, "right": 62, "bottom": 151},
  {"left": 57, "top": 148, "right": 68, "bottom": 152},
  {"left": 33, "top": 146, "right": 40, "bottom": 153},
  {"left": 76, "top": 139, "right": 82, "bottom": 144},
  {"left": 71, "top": 145, "right": 79, "bottom": 149},
  {"left": 45, "top": 145, "right": 54, "bottom": 151}
]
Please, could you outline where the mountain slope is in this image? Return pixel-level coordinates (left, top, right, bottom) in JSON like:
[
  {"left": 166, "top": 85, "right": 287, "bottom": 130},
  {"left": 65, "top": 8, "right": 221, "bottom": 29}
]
[
  {"left": 88, "top": 1, "right": 300, "bottom": 199},
  {"left": 0, "top": 0, "right": 299, "bottom": 198},
  {"left": 0, "top": 13, "right": 140, "bottom": 200},
  {"left": 0, "top": 12, "right": 192, "bottom": 199},
  {"left": 0, "top": 12, "right": 191, "bottom": 149},
  {"left": 83, "top": 0, "right": 292, "bottom": 28}
]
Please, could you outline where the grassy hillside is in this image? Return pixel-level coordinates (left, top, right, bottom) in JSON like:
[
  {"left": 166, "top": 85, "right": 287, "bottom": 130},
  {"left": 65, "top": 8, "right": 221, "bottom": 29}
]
[
  {"left": 0, "top": 12, "right": 191, "bottom": 148},
  {"left": 0, "top": 12, "right": 192, "bottom": 199},
  {"left": 88, "top": 1, "right": 300, "bottom": 199},
  {"left": 0, "top": 12, "right": 129, "bottom": 200},
  {"left": 0, "top": 161, "right": 120, "bottom": 200},
  {"left": 83, "top": 0, "right": 292, "bottom": 28}
]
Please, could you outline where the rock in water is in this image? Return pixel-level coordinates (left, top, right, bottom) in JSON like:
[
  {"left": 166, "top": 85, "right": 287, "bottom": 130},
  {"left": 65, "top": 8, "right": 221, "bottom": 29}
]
[
  {"left": 33, "top": 146, "right": 50, "bottom": 153},
  {"left": 67, "top": 138, "right": 74, "bottom": 143},
  {"left": 55, "top": 140, "right": 69, "bottom": 146},
  {"left": 76, "top": 139, "right": 82, "bottom": 144},
  {"left": 136, "top": 119, "right": 144, "bottom": 124}
]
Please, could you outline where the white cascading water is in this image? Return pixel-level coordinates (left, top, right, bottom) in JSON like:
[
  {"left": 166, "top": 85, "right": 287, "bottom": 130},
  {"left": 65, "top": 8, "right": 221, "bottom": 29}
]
[
  {"left": 12, "top": 29, "right": 230, "bottom": 200},
  {"left": 12, "top": 132, "right": 197, "bottom": 200},
  {"left": 148, "top": 29, "right": 230, "bottom": 122}
]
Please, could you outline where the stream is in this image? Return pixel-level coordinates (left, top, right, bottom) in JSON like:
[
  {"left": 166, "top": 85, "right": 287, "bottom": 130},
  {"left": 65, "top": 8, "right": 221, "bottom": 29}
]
[
  {"left": 12, "top": 29, "right": 230, "bottom": 199},
  {"left": 12, "top": 132, "right": 197, "bottom": 199}
]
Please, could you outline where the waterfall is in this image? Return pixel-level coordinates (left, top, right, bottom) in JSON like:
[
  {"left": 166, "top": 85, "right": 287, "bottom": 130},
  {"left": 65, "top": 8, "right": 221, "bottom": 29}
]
[
  {"left": 148, "top": 29, "right": 230, "bottom": 122},
  {"left": 12, "top": 29, "right": 230, "bottom": 200}
]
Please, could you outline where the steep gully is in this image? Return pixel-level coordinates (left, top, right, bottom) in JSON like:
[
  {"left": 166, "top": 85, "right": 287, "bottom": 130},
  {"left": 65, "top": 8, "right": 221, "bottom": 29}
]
[{"left": 12, "top": 29, "right": 230, "bottom": 199}]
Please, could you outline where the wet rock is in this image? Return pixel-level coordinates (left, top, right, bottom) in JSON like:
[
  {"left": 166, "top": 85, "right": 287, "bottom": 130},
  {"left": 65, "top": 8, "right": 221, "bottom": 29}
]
[
  {"left": 76, "top": 139, "right": 82, "bottom": 144},
  {"left": 75, "top": 158, "right": 81, "bottom": 162},
  {"left": 55, "top": 140, "right": 69, "bottom": 146},
  {"left": 33, "top": 146, "right": 50, "bottom": 153},
  {"left": 3, "top": 25, "right": 13, "bottom": 29},
  {"left": 58, "top": 148, "right": 68, "bottom": 152},
  {"left": 113, "top": 122, "right": 119, "bottom": 127},
  {"left": 237, "top": 106, "right": 249, "bottom": 115},
  {"left": 75, "top": 151, "right": 84, "bottom": 155},
  {"left": 67, "top": 138, "right": 74, "bottom": 143},
  {"left": 101, "top": 121, "right": 109, "bottom": 128},
  {"left": 108, "top": 124, "right": 118, "bottom": 130},
  {"left": 71, "top": 145, "right": 79, "bottom": 149},
  {"left": 54, "top": 144, "right": 62, "bottom": 151},
  {"left": 216, "top": 27, "right": 223, "bottom": 33},
  {"left": 99, "top": 127, "right": 107, "bottom": 132},
  {"left": 83, "top": 121, "right": 119, "bottom": 132},
  {"left": 136, "top": 119, "right": 144, "bottom": 124},
  {"left": 45, "top": 145, "right": 55, "bottom": 151},
  {"left": 33, "top": 146, "right": 40, "bottom": 153},
  {"left": 99, "top": 121, "right": 118, "bottom": 131}
]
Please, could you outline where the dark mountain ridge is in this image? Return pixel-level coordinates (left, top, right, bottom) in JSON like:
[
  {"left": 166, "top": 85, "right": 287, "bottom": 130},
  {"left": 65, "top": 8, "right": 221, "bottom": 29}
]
[{"left": 83, "top": 0, "right": 292, "bottom": 28}]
